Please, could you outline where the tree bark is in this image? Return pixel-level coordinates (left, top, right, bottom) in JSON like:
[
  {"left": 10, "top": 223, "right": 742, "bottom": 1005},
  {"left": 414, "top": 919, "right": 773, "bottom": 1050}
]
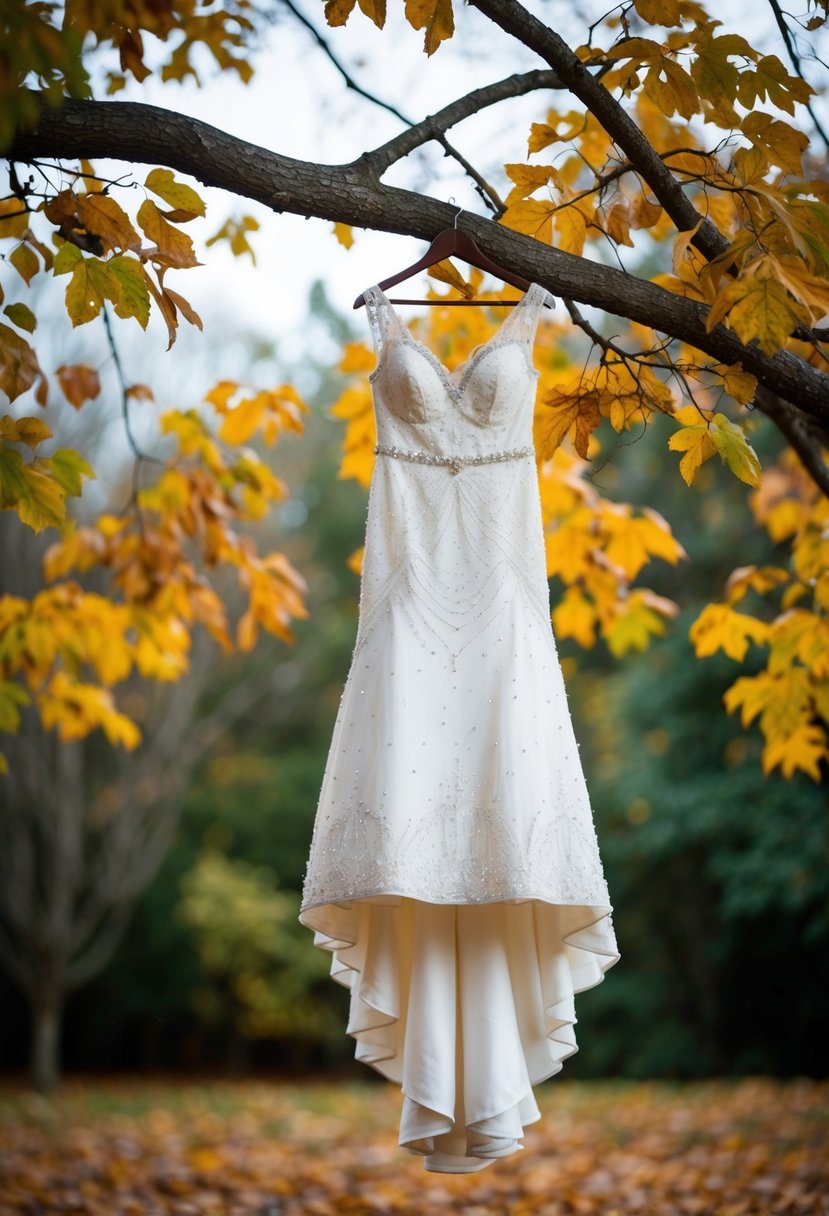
[
  {"left": 7, "top": 88, "right": 829, "bottom": 439},
  {"left": 29, "top": 990, "right": 62, "bottom": 1095}
]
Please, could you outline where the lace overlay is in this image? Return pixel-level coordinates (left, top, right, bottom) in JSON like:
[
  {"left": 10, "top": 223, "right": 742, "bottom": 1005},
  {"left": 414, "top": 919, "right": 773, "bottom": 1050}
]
[{"left": 298, "top": 281, "right": 620, "bottom": 1174}]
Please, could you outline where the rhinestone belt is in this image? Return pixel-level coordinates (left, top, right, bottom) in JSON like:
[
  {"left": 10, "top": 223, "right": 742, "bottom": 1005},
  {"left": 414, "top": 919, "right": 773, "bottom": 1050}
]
[{"left": 374, "top": 443, "right": 534, "bottom": 475}]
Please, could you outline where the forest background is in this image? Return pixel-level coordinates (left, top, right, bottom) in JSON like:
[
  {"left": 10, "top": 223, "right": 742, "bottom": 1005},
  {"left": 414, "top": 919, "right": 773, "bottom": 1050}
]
[{"left": 1, "top": 0, "right": 828, "bottom": 1097}]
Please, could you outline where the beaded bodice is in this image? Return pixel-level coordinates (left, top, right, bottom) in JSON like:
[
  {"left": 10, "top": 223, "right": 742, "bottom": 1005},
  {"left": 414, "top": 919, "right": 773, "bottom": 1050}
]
[{"left": 364, "top": 282, "right": 545, "bottom": 459}]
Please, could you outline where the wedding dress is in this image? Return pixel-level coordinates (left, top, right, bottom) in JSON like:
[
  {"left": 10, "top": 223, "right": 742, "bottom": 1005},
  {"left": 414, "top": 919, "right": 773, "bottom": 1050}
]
[{"left": 298, "top": 281, "right": 620, "bottom": 1173}]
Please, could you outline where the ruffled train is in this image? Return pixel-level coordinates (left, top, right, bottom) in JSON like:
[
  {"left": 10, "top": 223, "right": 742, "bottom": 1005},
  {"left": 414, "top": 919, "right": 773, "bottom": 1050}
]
[{"left": 297, "top": 894, "right": 620, "bottom": 1173}]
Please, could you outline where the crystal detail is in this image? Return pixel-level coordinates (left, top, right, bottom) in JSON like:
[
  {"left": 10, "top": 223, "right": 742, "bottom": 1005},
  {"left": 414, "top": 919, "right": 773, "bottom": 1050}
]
[
  {"left": 367, "top": 284, "right": 542, "bottom": 402},
  {"left": 374, "top": 443, "right": 534, "bottom": 475}
]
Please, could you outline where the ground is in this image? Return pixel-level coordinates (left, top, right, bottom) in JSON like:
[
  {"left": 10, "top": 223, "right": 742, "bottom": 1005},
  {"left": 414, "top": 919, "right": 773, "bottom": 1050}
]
[{"left": 0, "top": 1075, "right": 826, "bottom": 1214}]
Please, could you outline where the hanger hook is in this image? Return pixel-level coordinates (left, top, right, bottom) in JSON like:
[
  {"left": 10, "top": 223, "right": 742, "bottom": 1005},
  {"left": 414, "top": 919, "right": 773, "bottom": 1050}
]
[{"left": 448, "top": 196, "right": 463, "bottom": 229}]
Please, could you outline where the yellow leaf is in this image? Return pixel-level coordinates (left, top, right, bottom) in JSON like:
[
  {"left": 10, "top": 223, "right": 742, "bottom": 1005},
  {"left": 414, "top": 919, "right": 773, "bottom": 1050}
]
[
  {"left": 634, "top": 0, "right": 680, "bottom": 21},
  {"left": 9, "top": 243, "right": 39, "bottom": 285},
  {"left": 604, "top": 197, "right": 635, "bottom": 247},
  {"left": 137, "top": 199, "right": 200, "bottom": 269},
  {"left": 144, "top": 168, "right": 206, "bottom": 218},
  {"left": 555, "top": 206, "right": 587, "bottom": 255},
  {"left": 552, "top": 587, "right": 597, "bottom": 648},
  {"left": 708, "top": 413, "right": 762, "bottom": 487},
  {"left": 725, "top": 565, "right": 790, "bottom": 605},
  {"left": 605, "top": 36, "right": 665, "bottom": 61},
  {"left": 535, "top": 384, "right": 602, "bottom": 460},
  {"left": 764, "top": 253, "right": 829, "bottom": 322},
  {"left": 504, "top": 164, "right": 560, "bottom": 204},
  {"left": 718, "top": 363, "right": 757, "bottom": 405},
  {"left": 738, "top": 53, "right": 813, "bottom": 115},
  {"left": 65, "top": 256, "right": 118, "bottom": 326},
  {"left": 333, "top": 222, "right": 354, "bottom": 249},
  {"left": 690, "top": 603, "right": 770, "bottom": 661},
  {"left": 45, "top": 449, "right": 96, "bottom": 497},
  {"left": 527, "top": 111, "right": 585, "bottom": 153},
  {"left": 668, "top": 420, "right": 716, "bottom": 485},
  {"left": 75, "top": 193, "right": 140, "bottom": 254},
  {"left": 603, "top": 508, "right": 686, "bottom": 579},
  {"left": 643, "top": 60, "right": 699, "bottom": 120},
  {"left": 706, "top": 275, "right": 801, "bottom": 355},
  {"left": 107, "top": 255, "right": 152, "bottom": 328},
  {"left": 605, "top": 590, "right": 670, "bottom": 657},
  {"left": 0, "top": 414, "right": 52, "bottom": 448},
  {"left": 499, "top": 198, "right": 554, "bottom": 244},
  {"left": 742, "top": 111, "right": 808, "bottom": 177},
  {"left": 339, "top": 343, "right": 374, "bottom": 374},
  {"left": 405, "top": 0, "right": 453, "bottom": 55},
  {"left": 762, "top": 723, "right": 826, "bottom": 782},
  {"left": 427, "top": 260, "right": 475, "bottom": 296}
]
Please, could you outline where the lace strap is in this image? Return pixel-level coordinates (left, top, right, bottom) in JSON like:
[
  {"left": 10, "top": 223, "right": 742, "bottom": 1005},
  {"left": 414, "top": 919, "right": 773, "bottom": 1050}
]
[
  {"left": 503, "top": 281, "right": 548, "bottom": 350},
  {"left": 363, "top": 285, "right": 400, "bottom": 359}
]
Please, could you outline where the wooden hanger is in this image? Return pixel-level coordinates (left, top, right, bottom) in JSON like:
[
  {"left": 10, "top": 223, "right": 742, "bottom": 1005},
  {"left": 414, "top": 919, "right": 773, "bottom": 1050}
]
[{"left": 353, "top": 203, "right": 555, "bottom": 310}]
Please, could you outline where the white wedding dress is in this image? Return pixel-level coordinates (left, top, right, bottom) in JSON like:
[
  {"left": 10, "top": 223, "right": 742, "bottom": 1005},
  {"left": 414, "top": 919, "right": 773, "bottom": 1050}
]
[{"left": 298, "top": 282, "right": 620, "bottom": 1173}]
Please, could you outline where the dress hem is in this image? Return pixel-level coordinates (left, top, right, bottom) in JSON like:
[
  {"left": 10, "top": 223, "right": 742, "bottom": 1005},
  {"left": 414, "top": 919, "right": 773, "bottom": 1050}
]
[{"left": 297, "top": 892, "right": 620, "bottom": 1170}]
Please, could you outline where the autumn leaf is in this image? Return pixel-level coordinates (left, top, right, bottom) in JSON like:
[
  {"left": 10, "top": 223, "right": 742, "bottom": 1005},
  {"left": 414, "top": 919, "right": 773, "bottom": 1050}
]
[
  {"left": 3, "top": 302, "right": 36, "bottom": 333},
  {"left": 0, "top": 323, "right": 47, "bottom": 403},
  {"left": 0, "top": 414, "right": 52, "bottom": 448},
  {"left": 45, "top": 448, "right": 96, "bottom": 497},
  {"left": 708, "top": 414, "right": 762, "bottom": 486},
  {"left": 762, "top": 722, "right": 825, "bottom": 782},
  {"left": 706, "top": 275, "right": 802, "bottom": 354},
  {"left": 669, "top": 410, "right": 761, "bottom": 487},
  {"left": 605, "top": 589, "right": 676, "bottom": 657},
  {"left": 535, "top": 385, "right": 602, "bottom": 459},
  {"left": 689, "top": 603, "right": 770, "bottom": 661},
  {"left": 404, "top": 0, "right": 454, "bottom": 55},
  {"left": 137, "top": 199, "right": 200, "bottom": 269},
  {"left": 742, "top": 111, "right": 809, "bottom": 176},
  {"left": 56, "top": 363, "right": 101, "bottom": 409},
  {"left": 634, "top": 0, "right": 680, "bottom": 22},
  {"left": 333, "top": 221, "right": 354, "bottom": 248},
  {"left": 144, "top": 168, "right": 206, "bottom": 219},
  {"left": 499, "top": 198, "right": 555, "bottom": 244},
  {"left": 552, "top": 586, "right": 598, "bottom": 647},
  {"left": 667, "top": 417, "right": 717, "bottom": 485}
]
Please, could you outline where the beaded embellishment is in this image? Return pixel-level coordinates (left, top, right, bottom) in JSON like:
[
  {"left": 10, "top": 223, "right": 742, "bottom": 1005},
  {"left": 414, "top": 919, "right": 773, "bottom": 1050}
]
[{"left": 374, "top": 443, "right": 534, "bottom": 475}]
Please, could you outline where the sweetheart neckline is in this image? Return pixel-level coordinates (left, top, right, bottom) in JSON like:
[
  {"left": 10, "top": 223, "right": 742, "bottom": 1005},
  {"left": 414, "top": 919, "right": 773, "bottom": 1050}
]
[{"left": 368, "top": 282, "right": 542, "bottom": 398}]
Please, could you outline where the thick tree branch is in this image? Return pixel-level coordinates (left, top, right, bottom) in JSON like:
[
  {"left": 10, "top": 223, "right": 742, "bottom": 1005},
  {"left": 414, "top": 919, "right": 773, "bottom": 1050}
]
[
  {"left": 753, "top": 387, "right": 829, "bottom": 497},
  {"left": 6, "top": 90, "right": 829, "bottom": 433}
]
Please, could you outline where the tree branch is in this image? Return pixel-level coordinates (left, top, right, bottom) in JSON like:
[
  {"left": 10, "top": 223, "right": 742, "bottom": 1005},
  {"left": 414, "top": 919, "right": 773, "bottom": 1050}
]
[
  {"left": 466, "top": 0, "right": 732, "bottom": 262},
  {"left": 279, "top": 0, "right": 531, "bottom": 213},
  {"left": 764, "top": 0, "right": 829, "bottom": 151},
  {"left": 753, "top": 387, "right": 829, "bottom": 497},
  {"left": 6, "top": 90, "right": 829, "bottom": 434},
  {"left": 359, "top": 67, "right": 566, "bottom": 180}
]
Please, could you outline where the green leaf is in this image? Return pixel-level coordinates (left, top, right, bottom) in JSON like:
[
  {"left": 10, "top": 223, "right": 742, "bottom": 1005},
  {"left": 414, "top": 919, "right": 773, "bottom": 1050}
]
[
  {"left": 46, "top": 448, "right": 96, "bottom": 496},
  {"left": 3, "top": 302, "right": 36, "bottom": 332},
  {"left": 108, "top": 254, "right": 151, "bottom": 327}
]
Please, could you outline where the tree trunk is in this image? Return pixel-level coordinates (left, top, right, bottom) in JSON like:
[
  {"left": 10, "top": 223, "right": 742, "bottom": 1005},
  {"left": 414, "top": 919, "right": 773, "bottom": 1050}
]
[{"left": 29, "top": 992, "right": 63, "bottom": 1095}]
